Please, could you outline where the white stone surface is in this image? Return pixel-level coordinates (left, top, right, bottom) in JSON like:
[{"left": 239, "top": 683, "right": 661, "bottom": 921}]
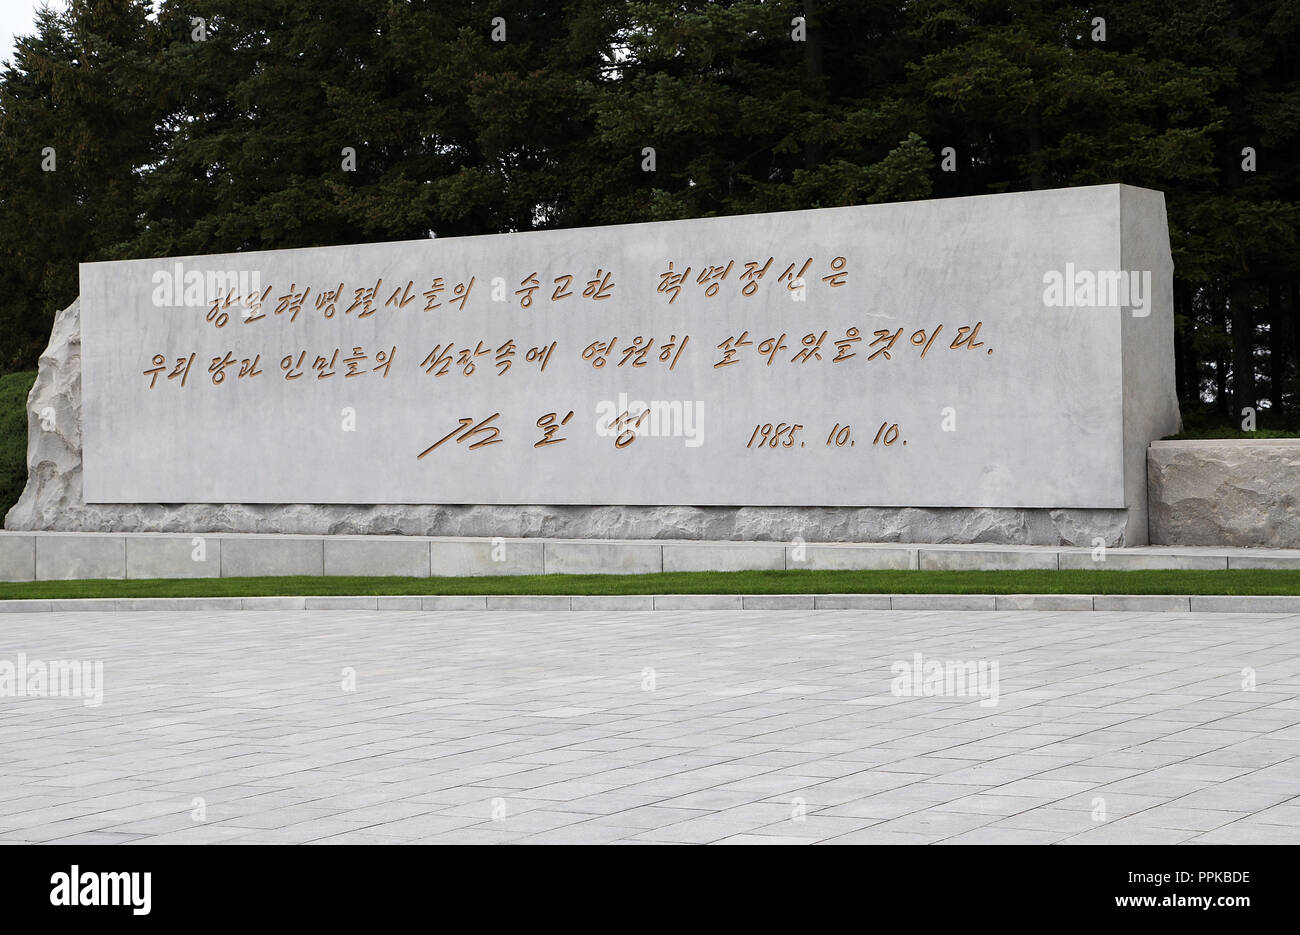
[
  {"left": 1118, "top": 186, "right": 1183, "bottom": 543},
  {"left": 569, "top": 595, "right": 655, "bottom": 611},
  {"left": 812, "top": 594, "right": 892, "bottom": 609},
  {"left": 322, "top": 537, "right": 431, "bottom": 577},
  {"left": 125, "top": 534, "right": 221, "bottom": 579},
  {"left": 919, "top": 546, "right": 1058, "bottom": 570},
  {"left": 4, "top": 590, "right": 1299, "bottom": 614},
  {"left": 994, "top": 594, "right": 1094, "bottom": 611},
  {"left": 0, "top": 534, "right": 34, "bottom": 580},
  {"left": 1149, "top": 440, "right": 1300, "bottom": 547},
  {"left": 9, "top": 531, "right": 1300, "bottom": 582},
  {"left": 741, "top": 595, "right": 815, "bottom": 609},
  {"left": 74, "top": 185, "right": 1176, "bottom": 515},
  {"left": 2, "top": 608, "right": 1297, "bottom": 843},
  {"left": 219, "top": 537, "right": 322, "bottom": 577},
  {"left": 889, "top": 594, "right": 997, "bottom": 610},
  {"left": 34, "top": 534, "right": 124, "bottom": 580},
  {"left": 1092, "top": 595, "right": 1191, "bottom": 612},
  {"left": 793, "top": 544, "right": 915, "bottom": 570},
  {"left": 663, "top": 542, "right": 787, "bottom": 572},
  {"left": 7, "top": 186, "right": 1180, "bottom": 544},
  {"left": 1057, "top": 549, "right": 1226, "bottom": 570},
  {"left": 543, "top": 540, "right": 662, "bottom": 574},
  {"left": 5, "top": 297, "right": 83, "bottom": 530}
]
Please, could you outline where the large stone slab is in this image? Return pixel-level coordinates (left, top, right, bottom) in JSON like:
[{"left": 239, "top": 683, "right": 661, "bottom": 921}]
[
  {"left": 995, "top": 594, "right": 1094, "bottom": 611},
  {"left": 569, "top": 595, "right": 655, "bottom": 611},
  {"left": 543, "top": 541, "right": 662, "bottom": 575},
  {"left": 220, "top": 536, "right": 322, "bottom": 577},
  {"left": 790, "top": 544, "right": 915, "bottom": 570},
  {"left": 812, "top": 594, "right": 892, "bottom": 609},
  {"left": 889, "top": 594, "right": 997, "bottom": 611},
  {"left": 0, "top": 534, "right": 35, "bottom": 581},
  {"left": 651, "top": 594, "right": 744, "bottom": 610},
  {"left": 1057, "top": 549, "right": 1226, "bottom": 570},
  {"left": 663, "top": 543, "right": 786, "bottom": 572},
  {"left": 742, "top": 595, "right": 815, "bottom": 609},
  {"left": 919, "top": 547, "right": 1057, "bottom": 571},
  {"left": 1149, "top": 441, "right": 1300, "bottom": 548},
  {"left": 126, "top": 534, "right": 221, "bottom": 579},
  {"left": 1092, "top": 595, "right": 1191, "bottom": 612},
  {"left": 429, "top": 538, "right": 543, "bottom": 576},
  {"left": 7, "top": 185, "right": 1179, "bottom": 544},
  {"left": 323, "top": 537, "right": 430, "bottom": 577},
  {"left": 1188, "top": 595, "right": 1300, "bottom": 613},
  {"left": 34, "top": 534, "right": 124, "bottom": 580}
]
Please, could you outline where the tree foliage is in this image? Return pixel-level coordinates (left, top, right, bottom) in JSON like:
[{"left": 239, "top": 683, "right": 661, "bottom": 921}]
[{"left": 0, "top": 0, "right": 1296, "bottom": 425}]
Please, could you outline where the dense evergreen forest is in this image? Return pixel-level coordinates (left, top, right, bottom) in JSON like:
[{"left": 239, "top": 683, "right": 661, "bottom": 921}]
[{"left": 0, "top": 1, "right": 1296, "bottom": 429}]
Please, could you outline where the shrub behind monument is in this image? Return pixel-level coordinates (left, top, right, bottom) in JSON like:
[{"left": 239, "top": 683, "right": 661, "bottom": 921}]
[{"left": 0, "top": 371, "right": 36, "bottom": 517}]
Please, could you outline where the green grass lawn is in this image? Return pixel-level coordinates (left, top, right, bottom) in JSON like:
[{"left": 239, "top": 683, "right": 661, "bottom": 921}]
[{"left": 2, "top": 568, "right": 1299, "bottom": 599}]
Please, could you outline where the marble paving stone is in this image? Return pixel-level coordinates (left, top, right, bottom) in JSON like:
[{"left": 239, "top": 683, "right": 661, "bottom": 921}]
[{"left": 0, "top": 607, "right": 1295, "bottom": 844}]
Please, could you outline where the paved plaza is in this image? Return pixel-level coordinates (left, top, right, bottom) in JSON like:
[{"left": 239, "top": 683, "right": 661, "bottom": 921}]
[{"left": 2, "top": 608, "right": 1299, "bottom": 844}]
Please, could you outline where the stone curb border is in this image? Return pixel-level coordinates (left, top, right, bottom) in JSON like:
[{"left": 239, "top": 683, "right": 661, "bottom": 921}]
[
  {"left": 1, "top": 594, "right": 1298, "bottom": 613},
  {"left": 5, "top": 531, "right": 1300, "bottom": 583}
]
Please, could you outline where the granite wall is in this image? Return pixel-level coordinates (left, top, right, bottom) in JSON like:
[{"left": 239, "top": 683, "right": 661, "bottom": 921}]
[{"left": 5, "top": 299, "right": 1133, "bottom": 544}]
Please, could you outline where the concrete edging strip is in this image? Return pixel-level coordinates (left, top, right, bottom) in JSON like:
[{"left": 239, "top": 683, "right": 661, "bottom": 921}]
[
  {"left": 7, "top": 532, "right": 1300, "bottom": 584},
  {"left": 2, "top": 593, "right": 1299, "bottom": 613}
]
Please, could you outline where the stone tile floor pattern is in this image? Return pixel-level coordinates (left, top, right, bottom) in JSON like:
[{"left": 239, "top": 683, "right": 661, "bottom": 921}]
[{"left": 2, "top": 609, "right": 1299, "bottom": 845}]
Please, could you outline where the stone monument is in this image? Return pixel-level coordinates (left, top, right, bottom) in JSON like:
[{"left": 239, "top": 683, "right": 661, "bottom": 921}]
[{"left": 6, "top": 183, "right": 1180, "bottom": 545}]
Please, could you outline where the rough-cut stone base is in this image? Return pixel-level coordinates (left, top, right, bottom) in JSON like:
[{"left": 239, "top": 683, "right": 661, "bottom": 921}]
[
  {"left": 1149, "top": 440, "right": 1300, "bottom": 547},
  {"left": 5, "top": 501, "right": 1130, "bottom": 545},
  {"left": 4, "top": 299, "right": 1131, "bottom": 545}
]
